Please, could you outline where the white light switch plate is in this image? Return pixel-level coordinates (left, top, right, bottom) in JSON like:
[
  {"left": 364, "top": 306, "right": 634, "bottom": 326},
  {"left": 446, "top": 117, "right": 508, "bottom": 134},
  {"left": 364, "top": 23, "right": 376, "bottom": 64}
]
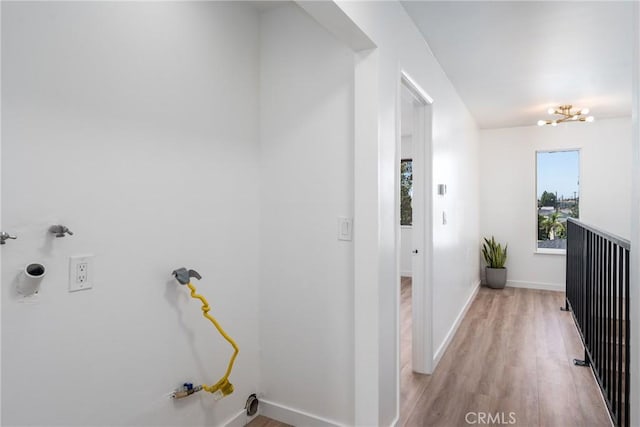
[
  {"left": 69, "top": 255, "right": 94, "bottom": 292},
  {"left": 338, "top": 217, "right": 353, "bottom": 241}
]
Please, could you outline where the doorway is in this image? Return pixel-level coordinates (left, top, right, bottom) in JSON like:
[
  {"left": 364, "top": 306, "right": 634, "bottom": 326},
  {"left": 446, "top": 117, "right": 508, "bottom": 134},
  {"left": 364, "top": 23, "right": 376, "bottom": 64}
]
[{"left": 398, "top": 73, "right": 433, "bottom": 417}]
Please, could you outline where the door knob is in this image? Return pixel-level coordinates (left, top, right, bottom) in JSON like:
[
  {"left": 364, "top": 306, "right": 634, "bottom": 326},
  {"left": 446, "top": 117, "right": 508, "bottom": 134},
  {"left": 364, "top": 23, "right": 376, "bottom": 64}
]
[{"left": 412, "top": 249, "right": 419, "bottom": 254}]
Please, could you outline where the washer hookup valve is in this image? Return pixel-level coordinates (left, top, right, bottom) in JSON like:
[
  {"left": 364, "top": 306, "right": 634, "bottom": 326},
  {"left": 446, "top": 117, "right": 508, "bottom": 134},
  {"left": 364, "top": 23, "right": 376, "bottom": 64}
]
[
  {"left": 172, "top": 268, "right": 202, "bottom": 285},
  {"left": 171, "top": 383, "right": 203, "bottom": 399}
]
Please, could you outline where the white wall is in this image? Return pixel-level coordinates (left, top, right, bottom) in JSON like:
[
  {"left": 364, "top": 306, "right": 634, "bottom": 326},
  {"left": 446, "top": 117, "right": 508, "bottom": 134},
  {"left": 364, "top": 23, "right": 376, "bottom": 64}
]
[
  {"left": 333, "top": 2, "right": 481, "bottom": 425},
  {"left": 2, "top": 3, "right": 484, "bottom": 426},
  {"left": 401, "top": 136, "right": 414, "bottom": 159},
  {"left": 479, "top": 117, "right": 632, "bottom": 290},
  {"left": 1, "top": 3, "right": 261, "bottom": 426},
  {"left": 258, "top": 4, "right": 355, "bottom": 426},
  {"left": 629, "top": 3, "right": 639, "bottom": 425},
  {"left": 400, "top": 136, "right": 413, "bottom": 277}
]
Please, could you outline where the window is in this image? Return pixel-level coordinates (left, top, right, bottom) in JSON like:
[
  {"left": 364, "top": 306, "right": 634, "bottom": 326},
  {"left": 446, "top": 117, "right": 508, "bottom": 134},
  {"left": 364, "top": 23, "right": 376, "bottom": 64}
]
[
  {"left": 401, "top": 159, "right": 413, "bottom": 226},
  {"left": 536, "top": 150, "right": 580, "bottom": 251}
]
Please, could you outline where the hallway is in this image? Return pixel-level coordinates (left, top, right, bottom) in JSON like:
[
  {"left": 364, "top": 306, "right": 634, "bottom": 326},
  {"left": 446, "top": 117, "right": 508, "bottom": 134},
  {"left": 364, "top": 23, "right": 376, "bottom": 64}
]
[{"left": 400, "top": 280, "right": 611, "bottom": 426}]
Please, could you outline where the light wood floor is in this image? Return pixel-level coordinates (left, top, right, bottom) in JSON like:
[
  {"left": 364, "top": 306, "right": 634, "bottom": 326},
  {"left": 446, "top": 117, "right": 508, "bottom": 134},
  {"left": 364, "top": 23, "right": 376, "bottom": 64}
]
[
  {"left": 248, "top": 281, "right": 611, "bottom": 427},
  {"left": 246, "top": 415, "right": 291, "bottom": 427},
  {"left": 401, "top": 278, "right": 612, "bottom": 427}
]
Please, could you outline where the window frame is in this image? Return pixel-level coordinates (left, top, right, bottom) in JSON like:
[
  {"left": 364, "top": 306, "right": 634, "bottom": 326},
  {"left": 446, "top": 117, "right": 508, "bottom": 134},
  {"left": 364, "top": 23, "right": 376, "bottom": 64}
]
[{"left": 534, "top": 148, "right": 582, "bottom": 255}]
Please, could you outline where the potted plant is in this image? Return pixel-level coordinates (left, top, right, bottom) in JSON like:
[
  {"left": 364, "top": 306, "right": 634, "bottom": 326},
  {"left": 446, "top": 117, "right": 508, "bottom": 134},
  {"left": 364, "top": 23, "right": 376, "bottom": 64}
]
[{"left": 482, "top": 236, "right": 508, "bottom": 289}]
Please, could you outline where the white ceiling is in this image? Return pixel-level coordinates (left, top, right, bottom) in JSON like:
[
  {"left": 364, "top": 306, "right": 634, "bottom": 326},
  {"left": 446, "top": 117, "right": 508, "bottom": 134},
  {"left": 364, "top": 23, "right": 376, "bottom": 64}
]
[{"left": 401, "top": 1, "right": 634, "bottom": 129}]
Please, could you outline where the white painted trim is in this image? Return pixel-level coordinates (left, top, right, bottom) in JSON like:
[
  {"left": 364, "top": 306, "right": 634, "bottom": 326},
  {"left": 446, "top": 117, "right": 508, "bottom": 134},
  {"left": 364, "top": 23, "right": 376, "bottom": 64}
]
[
  {"left": 290, "top": 6, "right": 379, "bottom": 425},
  {"left": 353, "top": 48, "right": 380, "bottom": 427},
  {"left": 534, "top": 248, "right": 566, "bottom": 256},
  {"left": 295, "top": 1, "right": 375, "bottom": 52},
  {"left": 506, "top": 280, "right": 564, "bottom": 292},
  {"left": 432, "top": 280, "right": 480, "bottom": 369},
  {"left": 400, "top": 271, "right": 413, "bottom": 278},
  {"left": 399, "top": 70, "right": 435, "bottom": 380},
  {"left": 400, "top": 72, "right": 434, "bottom": 105},
  {"left": 223, "top": 409, "right": 257, "bottom": 427},
  {"left": 534, "top": 148, "right": 582, "bottom": 254},
  {"left": 629, "top": 2, "right": 639, "bottom": 426},
  {"left": 394, "top": 74, "right": 404, "bottom": 427},
  {"left": 260, "top": 399, "right": 346, "bottom": 427}
]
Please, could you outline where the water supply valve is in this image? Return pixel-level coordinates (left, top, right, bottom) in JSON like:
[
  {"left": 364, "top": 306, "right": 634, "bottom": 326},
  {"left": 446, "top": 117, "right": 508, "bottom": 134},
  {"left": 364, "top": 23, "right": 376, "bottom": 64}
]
[
  {"left": 49, "top": 225, "right": 73, "bottom": 238},
  {"left": 171, "top": 383, "right": 203, "bottom": 399},
  {"left": 172, "top": 268, "right": 202, "bottom": 285},
  {"left": 0, "top": 231, "right": 17, "bottom": 245}
]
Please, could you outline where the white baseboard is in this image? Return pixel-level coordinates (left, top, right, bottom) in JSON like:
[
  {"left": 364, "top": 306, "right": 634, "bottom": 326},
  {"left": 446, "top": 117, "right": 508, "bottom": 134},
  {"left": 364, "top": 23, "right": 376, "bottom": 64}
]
[
  {"left": 506, "top": 280, "right": 564, "bottom": 292},
  {"left": 432, "top": 280, "right": 480, "bottom": 369},
  {"left": 260, "top": 399, "right": 346, "bottom": 427},
  {"left": 223, "top": 409, "right": 257, "bottom": 427}
]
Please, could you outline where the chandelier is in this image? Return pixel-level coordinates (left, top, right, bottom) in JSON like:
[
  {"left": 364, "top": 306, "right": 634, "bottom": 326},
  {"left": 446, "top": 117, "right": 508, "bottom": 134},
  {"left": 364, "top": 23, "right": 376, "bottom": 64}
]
[{"left": 537, "top": 105, "right": 594, "bottom": 126}]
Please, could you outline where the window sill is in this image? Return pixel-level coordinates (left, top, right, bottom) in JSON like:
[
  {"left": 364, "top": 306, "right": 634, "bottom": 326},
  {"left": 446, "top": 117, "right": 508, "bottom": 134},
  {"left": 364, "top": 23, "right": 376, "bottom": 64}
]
[{"left": 535, "top": 248, "right": 566, "bottom": 256}]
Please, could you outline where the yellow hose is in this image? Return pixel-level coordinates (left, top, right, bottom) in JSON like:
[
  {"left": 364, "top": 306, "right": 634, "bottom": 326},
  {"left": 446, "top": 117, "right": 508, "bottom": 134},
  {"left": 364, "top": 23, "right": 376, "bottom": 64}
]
[{"left": 186, "top": 282, "right": 239, "bottom": 398}]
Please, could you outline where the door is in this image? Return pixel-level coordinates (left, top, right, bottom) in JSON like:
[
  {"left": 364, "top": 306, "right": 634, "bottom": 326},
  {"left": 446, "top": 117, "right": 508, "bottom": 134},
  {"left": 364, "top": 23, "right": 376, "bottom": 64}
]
[{"left": 401, "top": 74, "right": 433, "bottom": 375}]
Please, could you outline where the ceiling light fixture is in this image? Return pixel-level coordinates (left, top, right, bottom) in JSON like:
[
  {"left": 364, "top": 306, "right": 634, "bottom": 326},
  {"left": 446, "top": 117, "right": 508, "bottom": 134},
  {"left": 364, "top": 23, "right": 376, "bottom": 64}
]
[{"left": 537, "top": 105, "right": 594, "bottom": 126}]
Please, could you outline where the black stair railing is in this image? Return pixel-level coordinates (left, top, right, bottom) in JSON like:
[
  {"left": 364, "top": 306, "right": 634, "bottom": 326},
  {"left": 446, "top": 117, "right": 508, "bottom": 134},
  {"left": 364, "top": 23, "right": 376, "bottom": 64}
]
[{"left": 565, "top": 218, "right": 630, "bottom": 427}]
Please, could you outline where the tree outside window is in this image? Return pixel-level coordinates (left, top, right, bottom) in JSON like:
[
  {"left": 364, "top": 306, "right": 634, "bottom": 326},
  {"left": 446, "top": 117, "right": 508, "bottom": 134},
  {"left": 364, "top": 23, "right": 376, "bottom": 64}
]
[
  {"left": 536, "top": 150, "right": 580, "bottom": 251},
  {"left": 401, "top": 159, "right": 413, "bottom": 226}
]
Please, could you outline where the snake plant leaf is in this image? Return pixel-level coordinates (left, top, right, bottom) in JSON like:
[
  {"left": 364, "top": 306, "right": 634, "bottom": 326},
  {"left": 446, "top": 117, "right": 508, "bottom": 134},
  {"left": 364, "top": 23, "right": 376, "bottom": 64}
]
[{"left": 481, "top": 236, "right": 508, "bottom": 268}]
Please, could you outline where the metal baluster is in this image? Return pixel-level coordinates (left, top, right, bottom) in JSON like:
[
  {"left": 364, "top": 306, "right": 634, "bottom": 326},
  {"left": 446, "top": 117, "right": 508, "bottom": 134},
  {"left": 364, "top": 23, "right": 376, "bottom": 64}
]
[
  {"left": 612, "top": 243, "right": 618, "bottom": 421},
  {"left": 618, "top": 245, "right": 624, "bottom": 426},
  {"left": 624, "top": 249, "right": 630, "bottom": 427}
]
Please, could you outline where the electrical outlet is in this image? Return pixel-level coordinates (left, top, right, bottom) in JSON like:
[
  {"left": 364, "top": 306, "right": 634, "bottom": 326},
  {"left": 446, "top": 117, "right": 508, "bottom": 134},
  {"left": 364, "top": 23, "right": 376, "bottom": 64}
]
[{"left": 69, "top": 255, "right": 94, "bottom": 292}]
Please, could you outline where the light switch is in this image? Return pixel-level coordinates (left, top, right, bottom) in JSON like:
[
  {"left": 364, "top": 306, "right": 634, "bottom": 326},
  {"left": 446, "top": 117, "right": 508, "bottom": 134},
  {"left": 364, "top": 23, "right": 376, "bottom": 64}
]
[{"left": 338, "top": 217, "right": 353, "bottom": 241}]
